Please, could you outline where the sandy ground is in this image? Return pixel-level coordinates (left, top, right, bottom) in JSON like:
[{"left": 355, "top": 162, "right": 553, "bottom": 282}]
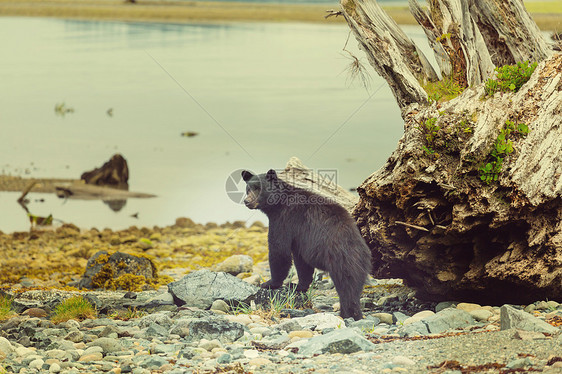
[{"left": 0, "top": 175, "right": 77, "bottom": 194}]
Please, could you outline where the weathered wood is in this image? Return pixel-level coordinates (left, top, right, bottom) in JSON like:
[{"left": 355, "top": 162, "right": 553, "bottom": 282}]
[
  {"left": 55, "top": 183, "right": 156, "bottom": 201},
  {"left": 340, "top": 0, "right": 438, "bottom": 112},
  {"left": 339, "top": 0, "right": 560, "bottom": 303},
  {"left": 341, "top": 0, "right": 552, "bottom": 113},
  {"left": 353, "top": 54, "right": 562, "bottom": 304},
  {"left": 81, "top": 153, "right": 129, "bottom": 189},
  {"left": 468, "top": 0, "right": 551, "bottom": 67},
  {"left": 409, "top": 0, "right": 495, "bottom": 87},
  {"left": 278, "top": 157, "right": 358, "bottom": 212}
]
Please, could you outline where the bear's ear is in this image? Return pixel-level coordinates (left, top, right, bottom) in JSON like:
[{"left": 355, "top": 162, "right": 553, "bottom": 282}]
[
  {"left": 241, "top": 170, "right": 254, "bottom": 182},
  {"left": 266, "top": 169, "right": 278, "bottom": 181}
]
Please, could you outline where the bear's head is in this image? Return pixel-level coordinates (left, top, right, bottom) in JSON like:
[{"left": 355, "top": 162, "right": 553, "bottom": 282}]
[{"left": 241, "top": 169, "right": 281, "bottom": 211}]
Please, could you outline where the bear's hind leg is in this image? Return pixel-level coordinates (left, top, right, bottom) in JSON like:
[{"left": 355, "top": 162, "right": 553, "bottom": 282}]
[{"left": 331, "top": 271, "right": 365, "bottom": 321}]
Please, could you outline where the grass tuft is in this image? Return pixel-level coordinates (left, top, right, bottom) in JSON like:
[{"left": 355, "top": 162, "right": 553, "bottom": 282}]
[
  {"left": 423, "top": 77, "right": 464, "bottom": 104},
  {"left": 0, "top": 295, "right": 14, "bottom": 321},
  {"left": 109, "top": 307, "right": 146, "bottom": 321},
  {"left": 51, "top": 296, "right": 97, "bottom": 323}
]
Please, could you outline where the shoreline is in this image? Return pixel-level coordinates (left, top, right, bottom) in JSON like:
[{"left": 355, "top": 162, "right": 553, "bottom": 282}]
[{"left": 0, "top": 0, "right": 560, "bottom": 29}]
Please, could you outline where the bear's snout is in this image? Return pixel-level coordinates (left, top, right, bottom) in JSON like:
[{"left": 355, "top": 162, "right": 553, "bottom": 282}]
[{"left": 244, "top": 197, "right": 259, "bottom": 209}]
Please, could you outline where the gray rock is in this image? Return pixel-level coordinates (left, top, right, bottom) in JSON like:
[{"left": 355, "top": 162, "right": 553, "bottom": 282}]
[
  {"left": 210, "top": 300, "right": 230, "bottom": 313},
  {"left": 277, "top": 319, "right": 302, "bottom": 333},
  {"left": 125, "top": 292, "right": 176, "bottom": 313},
  {"left": 398, "top": 309, "right": 475, "bottom": 337},
  {"left": 144, "top": 322, "right": 169, "bottom": 338},
  {"left": 546, "top": 300, "right": 559, "bottom": 309},
  {"left": 0, "top": 337, "right": 14, "bottom": 358},
  {"left": 377, "top": 295, "right": 399, "bottom": 306},
  {"left": 178, "top": 347, "right": 200, "bottom": 360},
  {"left": 98, "top": 325, "right": 122, "bottom": 338},
  {"left": 187, "top": 317, "right": 245, "bottom": 342},
  {"left": 392, "top": 312, "right": 409, "bottom": 324},
  {"left": 213, "top": 255, "right": 253, "bottom": 275},
  {"left": 469, "top": 309, "right": 493, "bottom": 322},
  {"left": 168, "top": 270, "right": 258, "bottom": 309},
  {"left": 500, "top": 305, "right": 558, "bottom": 334},
  {"left": 424, "top": 308, "right": 476, "bottom": 334},
  {"left": 216, "top": 353, "right": 232, "bottom": 364},
  {"left": 372, "top": 313, "right": 394, "bottom": 325},
  {"left": 392, "top": 355, "right": 415, "bottom": 366},
  {"left": 535, "top": 301, "right": 549, "bottom": 310},
  {"left": 291, "top": 313, "right": 344, "bottom": 331},
  {"left": 82, "top": 346, "right": 104, "bottom": 356},
  {"left": 86, "top": 337, "right": 123, "bottom": 354},
  {"left": 139, "top": 355, "right": 169, "bottom": 370},
  {"left": 170, "top": 320, "right": 191, "bottom": 338},
  {"left": 512, "top": 329, "right": 547, "bottom": 340},
  {"left": 64, "top": 330, "right": 84, "bottom": 343},
  {"left": 296, "top": 328, "right": 376, "bottom": 356},
  {"left": 152, "top": 343, "right": 183, "bottom": 354},
  {"left": 399, "top": 321, "right": 430, "bottom": 337},
  {"left": 435, "top": 301, "right": 458, "bottom": 313},
  {"left": 506, "top": 357, "right": 533, "bottom": 369},
  {"left": 254, "top": 333, "right": 290, "bottom": 350},
  {"left": 137, "top": 313, "right": 173, "bottom": 329},
  {"left": 350, "top": 318, "right": 380, "bottom": 332},
  {"left": 81, "top": 318, "right": 117, "bottom": 328}
]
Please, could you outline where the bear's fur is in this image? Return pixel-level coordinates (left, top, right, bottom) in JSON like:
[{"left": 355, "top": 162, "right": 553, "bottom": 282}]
[{"left": 241, "top": 169, "right": 371, "bottom": 320}]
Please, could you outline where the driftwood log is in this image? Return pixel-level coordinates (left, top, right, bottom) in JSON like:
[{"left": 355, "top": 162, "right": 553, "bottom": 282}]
[
  {"left": 55, "top": 183, "right": 155, "bottom": 201},
  {"left": 341, "top": 0, "right": 560, "bottom": 303},
  {"left": 279, "top": 157, "right": 358, "bottom": 212}
]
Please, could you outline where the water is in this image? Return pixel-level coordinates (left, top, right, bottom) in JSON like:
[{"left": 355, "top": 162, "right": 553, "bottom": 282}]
[
  {"left": 176, "top": 0, "right": 409, "bottom": 3},
  {"left": 0, "top": 17, "right": 433, "bottom": 233}
]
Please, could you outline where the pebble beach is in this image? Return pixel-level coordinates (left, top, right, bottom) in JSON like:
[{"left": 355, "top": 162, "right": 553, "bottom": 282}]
[{"left": 0, "top": 221, "right": 561, "bottom": 373}]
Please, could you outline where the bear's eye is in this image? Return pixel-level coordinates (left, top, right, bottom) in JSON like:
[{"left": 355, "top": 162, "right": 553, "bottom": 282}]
[{"left": 246, "top": 185, "right": 259, "bottom": 195}]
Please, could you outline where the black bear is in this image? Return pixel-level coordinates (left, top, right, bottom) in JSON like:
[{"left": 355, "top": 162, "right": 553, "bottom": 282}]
[{"left": 241, "top": 169, "right": 372, "bottom": 320}]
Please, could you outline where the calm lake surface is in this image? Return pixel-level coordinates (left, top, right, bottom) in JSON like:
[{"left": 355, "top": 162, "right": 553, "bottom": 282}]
[{"left": 0, "top": 17, "right": 434, "bottom": 233}]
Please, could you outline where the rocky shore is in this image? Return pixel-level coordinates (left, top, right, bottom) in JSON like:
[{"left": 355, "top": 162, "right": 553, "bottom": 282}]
[{"left": 0, "top": 220, "right": 561, "bottom": 373}]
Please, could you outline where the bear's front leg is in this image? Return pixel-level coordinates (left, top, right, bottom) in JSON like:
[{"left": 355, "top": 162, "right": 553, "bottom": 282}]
[
  {"left": 262, "top": 234, "right": 292, "bottom": 289},
  {"left": 261, "top": 251, "right": 292, "bottom": 289},
  {"left": 293, "top": 252, "right": 314, "bottom": 292}
]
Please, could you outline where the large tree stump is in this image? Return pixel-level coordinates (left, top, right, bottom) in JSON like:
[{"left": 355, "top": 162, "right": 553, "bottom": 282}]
[{"left": 341, "top": 0, "right": 560, "bottom": 303}]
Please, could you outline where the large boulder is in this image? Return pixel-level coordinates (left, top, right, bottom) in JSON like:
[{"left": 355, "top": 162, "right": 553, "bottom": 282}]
[
  {"left": 500, "top": 305, "right": 558, "bottom": 334},
  {"left": 167, "top": 269, "right": 258, "bottom": 309},
  {"left": 79, "top": 251, "right": 157, "bottom": 291}
]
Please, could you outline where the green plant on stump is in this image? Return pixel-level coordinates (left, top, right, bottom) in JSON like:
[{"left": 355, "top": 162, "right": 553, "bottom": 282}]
[
  {"left": 51, "top": 296, "right": 97, "bottom": 323},
  {"left": 423, "top": 77, "right": 464, "bottom": 104},
  {"left": 478, "top": 120, "right": 529, "bottom": 184},
  {"left": 484, "top": 61, "right": 537, "bottom": 96},
  {"left": 417, "top": 117, "right": 441, "bottom": 156}
]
